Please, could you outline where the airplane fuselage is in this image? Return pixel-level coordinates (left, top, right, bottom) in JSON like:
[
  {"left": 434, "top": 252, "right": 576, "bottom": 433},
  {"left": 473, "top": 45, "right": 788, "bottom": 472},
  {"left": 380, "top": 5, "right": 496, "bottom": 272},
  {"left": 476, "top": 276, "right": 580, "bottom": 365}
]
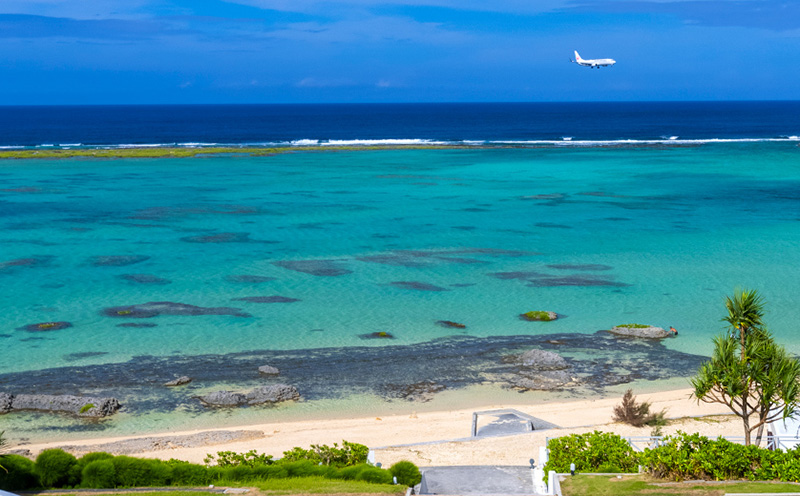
[{"left": 572, "top": 51, "right": 615, "bottom": 68}]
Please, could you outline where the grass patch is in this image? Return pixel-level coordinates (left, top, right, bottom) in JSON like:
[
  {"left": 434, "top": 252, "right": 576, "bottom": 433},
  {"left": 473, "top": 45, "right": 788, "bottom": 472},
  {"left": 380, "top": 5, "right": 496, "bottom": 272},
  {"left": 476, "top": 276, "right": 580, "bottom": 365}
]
[
  {"left": 245, "top": 476, "right": 404, "bottom": 494},
  {"left": 43, "top": 493, "right": 215, "bottom": 496},
  {"left": 521, "top": 311, "right": 554, "bottom": 321},
  {"left": 561, "top": 474, "right": 800, "bottom": 496},
  {"left": 614, "top": 324, "right": 650, "bottom": 329}
]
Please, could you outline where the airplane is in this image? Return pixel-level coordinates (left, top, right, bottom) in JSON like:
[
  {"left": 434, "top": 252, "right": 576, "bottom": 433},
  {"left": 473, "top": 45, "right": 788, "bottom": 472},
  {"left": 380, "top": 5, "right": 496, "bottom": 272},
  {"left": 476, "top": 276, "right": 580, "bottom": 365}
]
[{"left": 571, "top": 50, "right": 616, "bottom": 68}]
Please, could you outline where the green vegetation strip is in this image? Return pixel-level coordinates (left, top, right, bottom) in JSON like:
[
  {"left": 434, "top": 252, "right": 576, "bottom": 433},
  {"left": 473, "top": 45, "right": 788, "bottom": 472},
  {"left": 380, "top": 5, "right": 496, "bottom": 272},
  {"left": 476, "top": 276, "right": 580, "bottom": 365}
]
[
  {"left": 0, "top": 145, "right": 454, "bottom": 159},
  {"left": 561, "top": 474, "right": 800, "bottom": 496},
  {"left": 248, "top": 476, "right": 405, "bottom": 494}
]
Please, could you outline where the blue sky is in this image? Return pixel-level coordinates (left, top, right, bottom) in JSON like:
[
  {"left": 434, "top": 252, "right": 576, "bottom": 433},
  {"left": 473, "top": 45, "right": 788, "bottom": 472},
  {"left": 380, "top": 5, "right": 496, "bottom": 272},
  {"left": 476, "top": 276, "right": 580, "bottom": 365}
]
[{"left": 1, "top": 0, "right": 798, "bottom": 103}]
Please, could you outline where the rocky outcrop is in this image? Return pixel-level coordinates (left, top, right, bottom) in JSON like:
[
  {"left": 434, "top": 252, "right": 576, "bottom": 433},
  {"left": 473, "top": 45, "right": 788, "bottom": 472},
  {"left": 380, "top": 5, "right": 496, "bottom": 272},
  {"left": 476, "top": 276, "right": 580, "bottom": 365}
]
[
  {"left": 53, "top": 430, "right": 266, "bottom": 456},
  {"left": 518, "top": 349, "right": 569, "bottom": 370},
  {"left": 164, "top": 376, "right": 192, "bottom": 387},
  {"left": 436, "top": 320, "right": 466, "bottom": 329},
  {"left": 245, "top": 385, "right": 300, "bottom": 405},
  {"left": 0, "top": 392, "right": 13, "bottom": 413},
  {"left": 198, "top": 384, "right": 299, "bottom": 407},
  {"left": 0, "top": 393, "right": 121, "bottom": 417},
  {"left": 258, "top": 365, "right": 280, "bottom": 375},
  {"left": 609, "top": 325, "right": 670, "bottom": 339},
  {"left": 510, "top": 370, "right": 576, "bottom": 391}
]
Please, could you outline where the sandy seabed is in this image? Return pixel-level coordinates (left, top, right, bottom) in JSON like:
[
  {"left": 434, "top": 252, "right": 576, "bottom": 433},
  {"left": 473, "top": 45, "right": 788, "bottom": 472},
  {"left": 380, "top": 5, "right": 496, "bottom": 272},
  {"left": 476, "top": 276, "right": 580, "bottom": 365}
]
[{"left": 17, "top": 388, "right": 744, "bottom": 467}]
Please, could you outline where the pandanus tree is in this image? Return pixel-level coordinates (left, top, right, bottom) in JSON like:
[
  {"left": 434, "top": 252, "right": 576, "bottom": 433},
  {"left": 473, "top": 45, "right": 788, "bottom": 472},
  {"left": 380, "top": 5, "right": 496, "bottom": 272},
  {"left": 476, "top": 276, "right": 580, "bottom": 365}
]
[{"left": 692, "top": 289, "right": 800, "bottom": 446}]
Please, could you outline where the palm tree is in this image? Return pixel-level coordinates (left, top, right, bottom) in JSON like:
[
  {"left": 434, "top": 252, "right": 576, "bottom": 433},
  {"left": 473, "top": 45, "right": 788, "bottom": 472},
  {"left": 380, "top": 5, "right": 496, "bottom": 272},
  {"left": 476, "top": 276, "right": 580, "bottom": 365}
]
[{"left": 723, "top": 288, "right": 766, "bottom": 343}]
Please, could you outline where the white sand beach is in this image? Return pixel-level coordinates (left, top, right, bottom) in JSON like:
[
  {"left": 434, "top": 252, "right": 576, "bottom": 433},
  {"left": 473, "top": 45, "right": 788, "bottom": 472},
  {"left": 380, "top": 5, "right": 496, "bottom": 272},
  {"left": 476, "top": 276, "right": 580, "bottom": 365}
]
[{"left": 18, "top": 388, "right": 744, "bottom": 467}]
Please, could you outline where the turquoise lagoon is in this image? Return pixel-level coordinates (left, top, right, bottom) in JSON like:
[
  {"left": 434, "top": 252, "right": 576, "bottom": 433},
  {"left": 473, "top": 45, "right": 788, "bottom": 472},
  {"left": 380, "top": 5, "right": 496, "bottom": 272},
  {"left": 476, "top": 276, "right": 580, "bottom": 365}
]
[{"left": 2, "top": 143, "right": 800, "bottom": 439}]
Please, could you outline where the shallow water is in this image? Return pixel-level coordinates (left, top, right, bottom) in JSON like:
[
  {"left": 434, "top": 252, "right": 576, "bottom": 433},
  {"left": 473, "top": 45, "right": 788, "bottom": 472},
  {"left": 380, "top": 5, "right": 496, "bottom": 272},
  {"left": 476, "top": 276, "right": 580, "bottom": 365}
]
[{"left": 2, "top": 144, "right": 800, "bottom": 440}]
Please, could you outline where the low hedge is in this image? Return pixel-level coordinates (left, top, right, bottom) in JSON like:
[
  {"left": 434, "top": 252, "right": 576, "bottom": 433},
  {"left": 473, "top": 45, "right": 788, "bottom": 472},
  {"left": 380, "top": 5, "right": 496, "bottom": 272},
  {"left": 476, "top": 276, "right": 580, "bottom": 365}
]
[
  {"left": 544, "top": 430, "right": 800, "bottom": 482},
  {"left": 0, "top": 447, "right": 421, "bottom": 491}
]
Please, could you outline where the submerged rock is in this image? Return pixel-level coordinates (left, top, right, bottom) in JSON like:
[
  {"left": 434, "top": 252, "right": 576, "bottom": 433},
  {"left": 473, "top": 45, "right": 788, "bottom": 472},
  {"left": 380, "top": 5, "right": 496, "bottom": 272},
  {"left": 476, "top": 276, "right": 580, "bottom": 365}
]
[
  {"left": 386, "top": 381, "right": 446, "bottom": 402},
  {"left": 226, "top": 275, "right": 277, "bottom": 284},
  {"left": 233, "top": 296, "right": 300, "bottom": 303},
  {"left": 437, "top": 320, "right": 467, "bottom": 329},
  {"left": 90, "top": 255, "right": 150, "bottom": 267},
  {"left": 511, "top": 370, "right": 576, "bottom": 391},
  {"left": 180, "top": 232, "right": 253, "bottom": 244},
  {"left": 18, "top": 321, "right": 72, "bottom": 332},
  {"left": 360, "top": 331, "right": 395, "bottom": 340},
  {"left": 164, "top": 376, "right": 192, "bottom": 387},
  {"left": 1, "top": 394, "right": 121, "bottom": 417},
  {"left": 258, "top": 365, "right": 280, "bottom": 375},
  {"left": 102, "top": 301, "right": 251, "bottom": 319},
  {"left": 609, "top": 325, "right": 670, "bottom": 339},
  {"left": 388, "top": 281, "right": 450, "bottom": 292},
  {"left": 118, "top": 273, "right": 171, "bottom": 285},
  {"left": 518, "top": 349, "right": 569, "bottom": 370},
  {"left": 272, "top": 260, "right": 352, "bottom": 277}
]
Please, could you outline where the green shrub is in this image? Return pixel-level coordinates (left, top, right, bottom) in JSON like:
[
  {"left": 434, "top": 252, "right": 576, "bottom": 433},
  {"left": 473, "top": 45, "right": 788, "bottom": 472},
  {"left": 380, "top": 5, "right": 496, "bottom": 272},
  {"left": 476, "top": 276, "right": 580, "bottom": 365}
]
[
  {"left": 79, "top": 403, "right": 95, "bottom": 414},
  {"left": 0, "top": 454, "right": 39, "bottom": 491},
  {"left": 639, "top": 432, "right": 779, "bottom": 481},
  {"left": 221, "top": 464, "right": 253, "bottom": 481},
  {"left": 206, "top": 466, "right": 225, "bottom": 482},
  {"left": 170, "top": 462, "right": 209, "bottom": 485},
  {"left": 251, "top": 464, "right": 288, "bottom": 480},
  {"left": 204, "top": 450, "right": 273, "bottom": 467},
  {"left": 35, "top": 448, "right": 79, "bottom": 488},
  {"left": 73, "top": 452, "right": 115, "bottom": 485},
  {"left": 281, "top": 460, "right": 322, "bottom": 478},
  {"left": 357, "top": 466, "right": 393, "bottom": 484},
  {"left": 111, "top": 456, "right": 171, "bottom": 487},
  {"left": 613, "top": 389, "right": 668, "bottom": 427},
  {"left": 390, "top": 461, "right": 421, "bottom": 487},
  {"left": 544, "top": 431, "right": 639, "bottom": 474},
  {"left": 339, "top": 464, "right": 369, "bottom": 480},
  {"left": 81, "top": 460, "right": 116, "bottom": 488},
  {"left": 281, "top": 441, "right": 369, "bottom": 467}
]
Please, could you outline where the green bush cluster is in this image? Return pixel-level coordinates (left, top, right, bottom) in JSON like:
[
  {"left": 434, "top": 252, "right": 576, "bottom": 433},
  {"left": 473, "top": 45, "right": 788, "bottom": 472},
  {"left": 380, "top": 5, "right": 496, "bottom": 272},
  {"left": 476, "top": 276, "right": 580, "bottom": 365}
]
[
  {"left": 544, "top": 431, "right": 640, "bottom": 474},
  {"left": 544, "top": 430, "right": 800, "bottom": 482},
  {"left": 279, "top": 441, "right": 369, "bottom": 466},
  {"left": 0, "top": 445, "right": 420, "bottom": 491}
]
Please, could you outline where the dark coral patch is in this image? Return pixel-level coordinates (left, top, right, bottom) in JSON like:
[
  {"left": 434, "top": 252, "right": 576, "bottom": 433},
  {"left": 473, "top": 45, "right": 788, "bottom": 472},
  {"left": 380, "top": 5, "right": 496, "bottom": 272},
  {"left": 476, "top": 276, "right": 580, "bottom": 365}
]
[
  {"left": 90, "top": 255, "right": 150, "bottom": 267},
  {"left": 488, "top": 271, "right": 548, "bottom": 280},
  {"left": 526, "top": 275, "right": 629, "bottom": 287},
  {"left": 117, "top": 322, "right": 158, "bottom": 328},
  {"left": 63, "top": 351, "right": 108, "bottom": 362},
  {"left": 118, "top": 274, "right": 171, "bottom": 285},
  {"left": 360, "top": 331, "right": 395, "bottom": 340},
  {"left": 1, "top": 256, "right": 53, "bottom": 272},
  {"left": 18, "top": 321, "right": 72, "bottom": 332},
  {"left": 226, "top": 275, "right": 277, "bottom": 284},
  {"left": 102, "top": 301, "right": 252, "bottom": 319},
  {"left": 546, "top": 264, "right": 613, "bottom": 271},
  {"left": 388, "top": 281, "right": 450, "bottom": 292},
  {"left": 535, "top": 222, "right": 572, "bottom": 229},
  {"left": 233, "top": 296, "right": 300, "bottom": 303},
  {"left": 180, "top": 232, "right": 252, "bottom": 243},
  {"left": 272, "top": 260, "right": 352, "bottom": 277}
]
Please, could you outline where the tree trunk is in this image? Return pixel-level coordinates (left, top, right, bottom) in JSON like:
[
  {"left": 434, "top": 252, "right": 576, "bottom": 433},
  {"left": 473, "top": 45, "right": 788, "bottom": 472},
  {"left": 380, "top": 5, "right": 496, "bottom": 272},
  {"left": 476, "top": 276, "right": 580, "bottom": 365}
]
[
  {"left": 754, "top": 423, "right": 765, "bottom": 447},
  {"left": 742, "top": 401, "right": 751, "bottom": 445}
]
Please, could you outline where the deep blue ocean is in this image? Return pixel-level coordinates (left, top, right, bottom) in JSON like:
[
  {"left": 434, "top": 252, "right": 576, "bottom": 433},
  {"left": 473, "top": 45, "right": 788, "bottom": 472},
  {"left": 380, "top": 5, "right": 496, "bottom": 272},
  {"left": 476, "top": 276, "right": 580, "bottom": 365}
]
[
  {"left": 2, "top": 101, "right": 800, "bottom": 442},
  {"left": 1, "top": 101, "right": 799, "bottom": 146}
]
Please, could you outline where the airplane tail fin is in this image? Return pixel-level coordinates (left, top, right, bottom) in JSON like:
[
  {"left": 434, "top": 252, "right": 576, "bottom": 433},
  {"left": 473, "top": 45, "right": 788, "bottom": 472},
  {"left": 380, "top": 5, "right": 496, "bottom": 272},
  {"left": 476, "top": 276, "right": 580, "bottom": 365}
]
[{"left": 574, "top": 50, "right": 582, "bottom": 62}]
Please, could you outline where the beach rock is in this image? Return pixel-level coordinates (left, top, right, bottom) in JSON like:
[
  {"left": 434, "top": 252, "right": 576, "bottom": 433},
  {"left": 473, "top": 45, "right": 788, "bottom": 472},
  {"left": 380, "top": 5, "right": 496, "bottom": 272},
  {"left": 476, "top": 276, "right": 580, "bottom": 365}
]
[
  {"left": 518, "top": 349, "right": 569, "bottom": 370},
  {"left": 0, "top": 392, "right": 13, "bottom": 413},
  {"left": 386, "top": 381, "right": 446, "bottom": 402},
  {"left": 233, "top": 296, "right": 300, "bottom": 304},
  {"left": 90, "top": 255, "right": 150, "bottom": 267},
  {"left": 198, "top": 390, "right": 248, "bottom": 407},
  {"left": 511, "top": 370, "right": 575, "bottom": 391},
  {"left": 52, "top": 430, "right": 266, "bottom": 456},
  {"left": 198, "top": 385, "right": 299, "bottom": 407},
  {"left": 359, "top": 331, "right": 395, "bottom": 340},
  {"left": 164, "top": 376, "right": 192, "bottom": 387},
  {"left": 520, "top": 311, "right": 558, "bottom": 322},
  {"left": 258, "top": 365, "right": 280, "bottom": 375},
  {"left": 6, "top": 394, "right": 121, "bottom": 417},
  {"left": 609, "top": 325, "right": 670, "bottom": 339},
  {"left": 245, "top": 384, "right": 300, "bottom": 405}
]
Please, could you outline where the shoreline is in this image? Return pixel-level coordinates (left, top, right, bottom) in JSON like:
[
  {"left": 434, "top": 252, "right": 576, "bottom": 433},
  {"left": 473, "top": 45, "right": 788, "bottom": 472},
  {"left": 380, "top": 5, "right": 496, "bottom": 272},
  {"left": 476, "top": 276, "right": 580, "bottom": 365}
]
[{"left": 11, "top": 387, "right": 741, "bottom": 468}]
